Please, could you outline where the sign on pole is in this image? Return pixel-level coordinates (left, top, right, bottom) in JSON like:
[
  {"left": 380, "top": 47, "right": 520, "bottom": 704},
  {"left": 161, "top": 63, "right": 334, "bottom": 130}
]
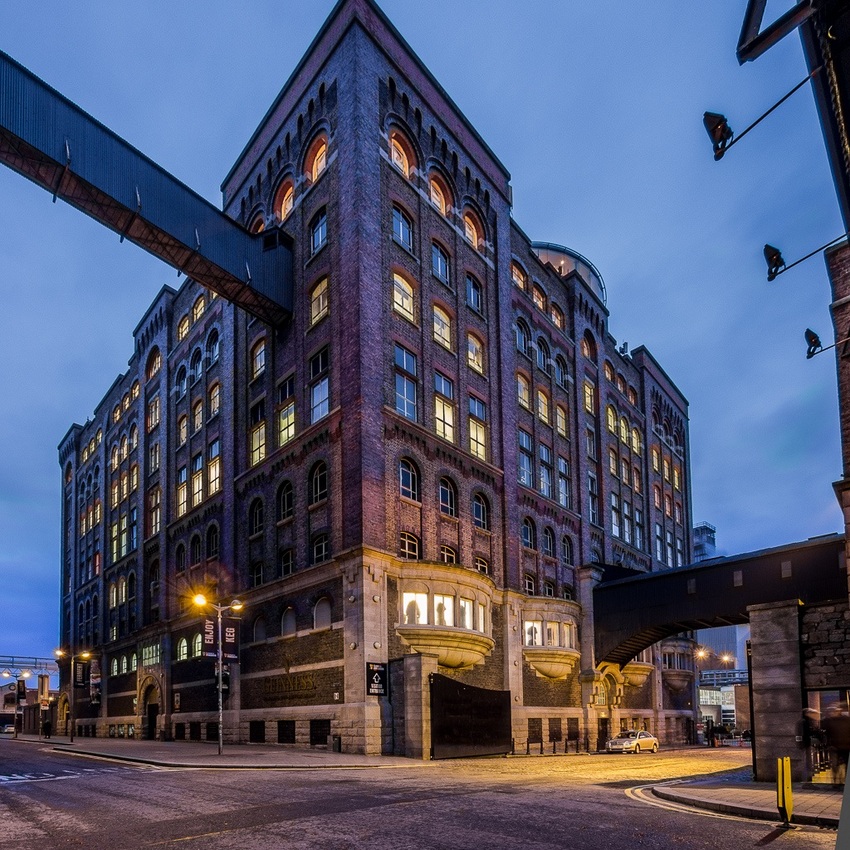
[
  {"left": 201, "top": 617, "right": 241, "bottom": 660},
  {"left": 366, "top": 662, "right": 388, "bottom": 697}
]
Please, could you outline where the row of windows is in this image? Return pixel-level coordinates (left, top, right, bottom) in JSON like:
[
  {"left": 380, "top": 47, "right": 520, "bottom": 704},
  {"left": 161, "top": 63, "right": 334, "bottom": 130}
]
[
  {"left": 249, "top": 597, "right": 332, "bottom": 643},
  {"left": 518, "top": 429, "right": 573, "bottom": 511},
  {"left": 109, "top": 465, "right": 138, "bottom": 509},
  {"left": 110, "top": 426, "right": 139, "bottom": 470},
  {"left": 248, "top": 461, "right": 328, "bottom": 537},
  {"left": 109, "top": 653, "right": 138, "bottom": 676},
  {"left": 394, "top": 344, "right": 488, "bottom": 460},
  {"left": 651, "top": 447, "right": 683, "bottom": 490},
  {"left": 79, "top": 429, "right": 103, "bottom": 465},
  {"left": 511, "top": 262, "right": 566, "bottom": 332},
  {"left": 397, "top": 533, "right": 489, "bottom": 573},
  {"left": 389, "top": 131, "right": 485, "bottom": 253},
  {"left": 605, "top": 406, "right": 642, "bottom": 454},
  {"left": 398, "top": 459, "right": 491, "bottom": 529},
  {"left": 175, "top": 330, "right": 220, "bottom": 395},
  {"left": 610, "top": 494, "right": 646, "bottom": 550},
  {"left": 175, "top": 524, "right": 220, "bottom": 572},
  {"left": 111, "top": 381, "right": 141, "bottom": 424},
  {"left": 176, "top": 439, "right": 221, "bottom": 518},
  {"left": 517, "top": 374, "right": 569, "bottom": 436},
  {"left": 520, "top": 520, "right": 575, "bottom": 566},
  {"left": 515, "top": 322, "right": 570, "bottom": 388},
  {"left": 523, "top": 618, "right": 576, "bottom": 646},
  {"left": 603, "top": 361, "right": 638, "bottom": 407},
  {"left": 176, "top": 293, "right": 213, "bottom": 342},
  {"left": 401, "top": 589, "right": 487, "bottom": 632}
]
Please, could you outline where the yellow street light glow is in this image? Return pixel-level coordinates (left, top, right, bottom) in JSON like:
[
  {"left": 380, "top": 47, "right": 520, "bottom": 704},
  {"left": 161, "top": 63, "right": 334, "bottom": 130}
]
[
  {"left": 230, "top": 599, "right": 244, "bottom": 612},
  {"left": 193, "top": 593, "right": 208, "bottom": 607}
]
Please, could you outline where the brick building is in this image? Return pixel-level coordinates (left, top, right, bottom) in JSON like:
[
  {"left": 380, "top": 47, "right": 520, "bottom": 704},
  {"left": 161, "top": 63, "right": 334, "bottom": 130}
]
[{"left": 56, "top": 0, "right": 695, "bottom": 755}]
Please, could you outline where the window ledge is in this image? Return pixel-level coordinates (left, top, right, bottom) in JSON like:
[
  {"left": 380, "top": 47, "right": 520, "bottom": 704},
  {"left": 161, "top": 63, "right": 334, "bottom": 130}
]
[{"left": 391, "top": 234, "right": 418, "bottom": 261}]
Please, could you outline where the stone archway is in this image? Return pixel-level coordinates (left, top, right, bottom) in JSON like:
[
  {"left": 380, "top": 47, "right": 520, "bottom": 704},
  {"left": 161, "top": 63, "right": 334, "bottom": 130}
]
[
  {"left": 138, "top": 675, "right": 162, "bottom": 741},
  {"left": 56, "top": 693, "right": 70, "bottom": 736}
]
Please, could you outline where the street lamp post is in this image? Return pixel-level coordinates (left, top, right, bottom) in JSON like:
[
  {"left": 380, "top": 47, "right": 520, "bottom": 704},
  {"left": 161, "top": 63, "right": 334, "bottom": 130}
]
[
  {"left": 54, "top": 649, "right": 90, "bottom": 743},
  {"left": 193, "top": 595, "right": 243, "bottom": 755}
]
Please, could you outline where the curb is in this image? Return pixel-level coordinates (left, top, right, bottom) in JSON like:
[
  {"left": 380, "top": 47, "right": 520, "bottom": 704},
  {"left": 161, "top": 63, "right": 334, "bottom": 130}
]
[{"left": 651, "top": 786, "right": 839, "bottom": 829}]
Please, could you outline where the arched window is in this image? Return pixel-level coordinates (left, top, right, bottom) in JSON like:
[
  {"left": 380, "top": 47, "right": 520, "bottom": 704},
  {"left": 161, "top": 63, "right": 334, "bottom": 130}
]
[
  {"left": 475, "top": 557, "right": 489, "bottom": 575},
  {"left": 555, "top": 356, "right": 568, "bottom": 387},
  {"left": 120, "top": 435, "right": 128, "bottom": 459},
  {"left": 389, "top": 130, "right": 415, "bottom": 177},
  {"left": 175, "top": 543, "right": 186, "bottom": 573},
  {"left": 467, "top": 333, "right": 484, "bottom": 373},
  {"left": 130, "top": 653, "right": 137, "bottom": 671},
  {"left": 311, "top": 533, "right": 330, "bottom": 565},
  {"left": 109, "top": 582, "right": 118, "bottom": 608},
  {"left": 208, "top": 383, "right": 221, "bottom": 418},
  {"left": 253, "top": 617, "right": 267, "bottom": 642},
  {"left": 392, "top": 205, "right": 413, "bottom": 250},
  {"left": 440, "top": 545, "right": 457, "bottom": 564},
  {"left": 177, "top": 315, "right": 190, "bottom": 341},
  {"left": 515, "top": 320, "right": 530, "bottom": 356},
  {"left": 177, "top": 415, "right": 188, "bottom": 446},
  {"left": 110, "top": 658, "right": 119, "bottom": 676},
  {"left": 472, "top": 493, "right": 489, "bottom": 530},
  {"left": 310, "top": 277, "right": 329, "bottom": 325},
  {"left": 466, "top": 274, "right": 483, "bottom": 312},
  {"left": 532, "top": 284, "right": 547, "bottom": 312},
  {"left": 249, "top": 499, "right": 264, "bottom": 536},
  {"left": 192, "top": 296, "right": 205, "bottom": 324},
  {"left": 206, "top": 330, "right": 220, "bottom": 364},
  {"left": 192, "top": 400, "right": 203, "bottom": 432},
  {"left": 607, "top": 406, "right": 617, "bottom": 434},
  {"left": 537, "top": 389, "right": 550, "bottom": 424},
  {"left": 129, "top": 425, "right": 138, "bottom": 450},
  {"left": 305, "top": 134, "right": 328, "bottom": 182},
  {"left": 277, "top": 481, "right": 294, "bottom": 521},
  {"left": 392, "top": 273, "right": 415, "bottom": 321},
  {"left": 542, "top": 527, "right": 555, "bottom": 557},
  {"left": 551, "top": 303, "right": 564, "bottom": 329},
  {"left": 517, "top": 373, "right": 530, "bottom": 408},
  {"left": 511, "top": 262, "right": 528, "bottom": 291},
  {"left": 429, "top": 172, "right": 452, "bottom": 215},
  {"left": 274, "top": 179, "right": 294, "bottom": 219},
  {"left": 399, "top": 458, "right": 420, "bottom": 501},
  {"left": 314, "top": 598, "right": 332, "bottom": 630},
  {"left": 521, "top": 517, "right": 536, "bottom": 550},
  {"left": 431, "top": 242, "right": 450, "bottom": 285},
  {"left": 146, "top": 348, "right": 161, "bottom": 380},
  {"left": 399, "top": 532, "right": 419, "bottom": 559},
  {"left": 127, "top": 573, "right": 136, "bottom": 599},
  {"left": 580, "top": 330, "right": 597, "bottom": 360},
  {"left": 439, "top": 477, "right": 457, "bottom": 517},
  {"left": 619, "top": 416, "right": 629, "bottom": 444},
  {"left": 190, "top": 349, "right": 203, "bottom": 384},
  {"left": 175, "top": 367, "right": 187, "bottom": 398},
  {"left": 190, "top": 535, "right": 202, "bottom": 565},
  {"left": 536, "top": 338, "right": 550, "bottom": 372},
  {"left": 604, "top": 361, "right": 615, "bottom": 381},
  {"left": 309, "top": 461, "right": 328, "bottom": 505},
  {"left": 631, "top": 428, "right": 642, "bottom": 454},
  {"left": 192, "top": 633, "right": 202, "bottom": 657},
  {"left": 282, "top": 607, "right": 297, "bottom": 637},
  {"left": 463, "top": 209, "right": 482, "bottom": 249},
  {"left": 433, "top": 305, "right": 452, "bottom": 349},
  {"left": 206, "top": 524, "right": 219, "bottom": 559},
  {"left": 177, "top": 638, "right": 188, "bottom": 661},
  {"left": 249, "top": 214, "right": 265, "bottom": 234},
  {"left": 119, "top": 654, "right": 128, "bottom": 674},
  {"left": 561, "top": 535, "right": 574, "bottom": 566},
  {"left": 251, "top": 339, "right": 266, "bottom": 379}
]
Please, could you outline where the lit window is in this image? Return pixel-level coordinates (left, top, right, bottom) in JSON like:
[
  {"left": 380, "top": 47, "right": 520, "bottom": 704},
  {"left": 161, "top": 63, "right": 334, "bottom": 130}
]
[
  {"left": 466, "top": 274, "right": 482, "bottom": 312},
  {"left": 517, "top": 374, "right": 530, "bottom": 408},
  {"left": 515, "top": 320, "right": 530, "bottom": 356},
  {"left": 429, "top": 172, "right": 451, "bottom": 215},
  {"left": 556, "top": 405, "right": 568, "bottom": 437},
  {"left": 628, "top": 386, "right": 638, "bottom": 406},
  {"left": 209, "top": 383, "right": 221, "bottom": 418},
  {"left": 306, "top": 136, "right": 328, "bottom": 182},
  {"left": 251, "top": 339, "right": 266, "bottom": 379},
  {"left": 208, "top": 439, "right": 220, "bottom": 495},
  {"left": 176, "top": 467, "right": 187, "bottom": 517},
  {"left": 310, "top": 210, "right": 328, "bottom": 255},
  {"left": 604, "top": 361, "right": 615, "bottom": 381},
  {"left": 518, "top": 429, "right": 533, "bottom": 487},
  {"left": 611, "top": 493, "right": 621, "bottom": 537},
  {"left": 250, "top": 400, "right": 266, "bottom": 466},
  {"left": 403, "top": 591, "right": 427, "bottom": 625},
  {"left": 652, "top": 447, "right": 660, "bottom": 472},
  {"left": 524, "top": 619, "right": 542, "bottom": 643},
  {"left": 390, "top": 131, "right": 414, "bottom": 177},
  {"left": 439, "top": 547, "right": 457, "bottom": 566},
  {"left": 551, "top": 304, "right": 564, "bottom": 329},
  {"left": 192, "top": 296, "right": 205, "bottom": 324},
  {"left": 532, "top": 285, "right": 546, "bottom": 312},
  {"left": 146, "top": 396, "right": 160, "bottom": 432},
  {"left": 310, "top": 277, "right": 329, "bottom": 325},
  {"left": 249, "top": 215, "right": 264, "bottom": 234},
  {"left": 399, "top": 458, "right": 420, "bottom": 501},
  {"left": 393, "top": 206, "right": 413, "bottom": 251},
  {"left": 439, "top": 477, "right": 457, "bottom": 517},
  {"left": 654, "top": 485, "right": 662, "bottom": 509},
  {"left": 274, "top": 180, "right": 294, "bottom": 219},
  {"left": 177, "top": 315, "right": 189, "bottom": 341},
  {"left": 607, "top": 406, "right": 617, "bottom": 434},
  {"left": 583, "top": 381, "right": 595, "bottom": 414},
  {"left": 475, "top": 557, "right": 489, "bottom": 574},
  {"left": 392, "top": 273, "right": 415, "bottom": 322},
  {"left": 148, "top": 487, "right": 161, "bottom": 536},
  {"left": 435, "top": 593, "right": 454, "bottom": 626},
  {"left": 177, "top": 638, "right": 188, "bottom": 662},
  {"left": 581, "top": 332, "right": 596, "bottom": 360},
  {"left": 192, "top": 633, "right": 202, "bottom": 657},
  {"left": 395, "top": 344, "right": 417, "bottom": 421},
  {"left": 609, "top": 447, "right": 618, "bottom": 476},
  {"left": 434, "top": 372, "right": 454, "bottom": 442},
  {"left": 177, "top": 415, "right": 188, "bottom": 446},
  {"left": 620, "top": 416, "right": 629, "bottom": 445},
  {"left": 431, "top": 243, "right": 450, "bottom": 285},
  {"left": 191, "top": 453, "right": 203, "bottom": 507},
  {"left": 631, "top": 428, "right": 642, "bottom": 454},
  {"left": 192, "top": 401, "right": 203, "bottom": 433},
  {"left": 674, "top": 466, "right": 682, "bottom": 491},
  {"left": 469, "top": 396, "right": 487, "bottom": 460},
  {"left": 146, "top": 348, "right": 161, "bottom": 380},
  {"left": 463, "top": 210, "right": 481, "bottom": 249},
  {"left": 433, "top": 305, "right": 452, "bottom": 349},
  {"left": 511, "top": 262, "right": 527, "bottom": 291},
  {"left": 537, "top": 389, "right": 550, "bottom": 424},
  {"left": 112, "top": 405, "right": 121, "bottom": 424}
]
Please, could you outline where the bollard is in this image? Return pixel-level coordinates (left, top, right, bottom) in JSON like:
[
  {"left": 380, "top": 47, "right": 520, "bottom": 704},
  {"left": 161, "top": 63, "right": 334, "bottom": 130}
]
[
  {"left": 511, "top": 738, "right": 515, "bottom": 755},
  {"left": 776, "top": 756, "right": 793, "bottom": 826},
  {"left": 526, "top": 739, "right": 530, "bottom": 755}
]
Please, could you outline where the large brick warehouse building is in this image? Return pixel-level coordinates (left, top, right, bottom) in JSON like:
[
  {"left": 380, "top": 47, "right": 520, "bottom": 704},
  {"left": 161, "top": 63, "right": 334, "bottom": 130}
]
[{"left": 56, "top": 0, "right": 695, "bottom": 756}]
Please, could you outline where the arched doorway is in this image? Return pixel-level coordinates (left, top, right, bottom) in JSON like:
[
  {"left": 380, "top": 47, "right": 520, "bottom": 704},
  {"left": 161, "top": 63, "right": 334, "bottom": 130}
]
[
  {"left": 57, "top": 694, "right": 69, "bottom": 736},
  {"left": 138, "top": 677, "right": 162, "bottom": 741}
]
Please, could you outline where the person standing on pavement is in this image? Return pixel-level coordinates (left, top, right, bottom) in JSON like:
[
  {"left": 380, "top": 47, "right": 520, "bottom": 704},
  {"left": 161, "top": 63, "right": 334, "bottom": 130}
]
[{"left": 821, "top": 702, "right": 850, "bottom": 787}]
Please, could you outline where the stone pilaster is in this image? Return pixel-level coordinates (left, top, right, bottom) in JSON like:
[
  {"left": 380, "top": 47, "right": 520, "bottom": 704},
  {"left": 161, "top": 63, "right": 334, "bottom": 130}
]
[{"left": 403, "top": 652, "right": 438, "bottom": 759}]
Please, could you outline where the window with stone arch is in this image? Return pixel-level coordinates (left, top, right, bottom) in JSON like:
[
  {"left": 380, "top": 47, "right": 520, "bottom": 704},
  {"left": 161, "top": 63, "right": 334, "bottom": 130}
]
[
  {"left": 532, "top": 284, "right": 547, "bottom": 312},
  {"left": 515, "top": 319, "right": 531, "bottom": 357},
  {"left": 472, "top": 492, "right": 489, "bottom": 531},
  {"left": 389, "top": 129, "right": 416, "bottom": 178},
  {"left": 429, "top": 171, "right": 452, "bottom": 216},
  {"left": 277, "top": 480, "right": 294, "bottom": 521},
  {"left": 551, "top": 303, "right": 565, "bottom": 330},
  {"left": 282, "top": 607, "right": 297, "bottom": 637},
  {"left": 580, "top": 330, "right": 597, "bottom": 360},
  {"left": 250, "top": 339, "right": 266, "bottom": 380},
  {"left": 462, "top": 208, "right": 483, "bottom": 250},
  {"left": 274, "top": 178, "right": 294, "bottom": 220},
  {"left": 206, "top": 329, "right": 220, "bottom": 364},
  {"left": 521, "top": 517, "right": 536, "bottom": 550},
  {"left": 177, "top": 315, "right": 190, "bottom": 341},
  {"left": 314, "top": 597, "right": 332, "bottom": 630},
  {"left": 192, "top": 295, "right": 205, "bottom": 324},
  {"left": 439, "top": 476, "right": 457, "bottom": 517},
  {"left": 392, "top": 272, "right": 415, "bottom": 322},
  {"left": 304, "top": 133, "right": 328, "bottom": 183},
  {"left": 177, "top": 638, "right": 188, "bottom": 661},
  {"left": 146, "top": 347, "right": 161, "bottom": 381},
  {"left": 511, "top": 261, "right": 528, "bottom": 291},
  {"left": 190, "top": 349, "right": 203, "bottom": 384},
  {"left": 249, "top": 498, "right": 264, "bottom": 536},
  {"left": 249, "top": 214, "right": 265, "bottom": 234},
  {"left": 309, "top": 460, "right": 328, "bottom": 505}
]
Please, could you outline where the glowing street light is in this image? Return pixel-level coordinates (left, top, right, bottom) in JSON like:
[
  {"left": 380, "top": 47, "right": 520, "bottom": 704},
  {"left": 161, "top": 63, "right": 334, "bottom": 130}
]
[
  {"left": 192, "top": 595, "right": 244, "bottom": 755},
  {"left": 53, "top": 649, "right": 91, "bottom": 743}
]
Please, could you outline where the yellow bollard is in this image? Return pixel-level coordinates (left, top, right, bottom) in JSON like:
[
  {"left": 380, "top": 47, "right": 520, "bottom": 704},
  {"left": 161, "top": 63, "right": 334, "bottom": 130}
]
[{"left": 776, "top": 756, "right": 793, "bottom": 825}]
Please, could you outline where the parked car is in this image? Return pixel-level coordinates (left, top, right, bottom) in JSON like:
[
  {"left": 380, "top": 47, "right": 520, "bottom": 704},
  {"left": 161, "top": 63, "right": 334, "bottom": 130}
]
[
  {"left": 0, "top": 724, "right": 15, "bottom": 734},
  {"left": 606, "top": 730, "right": 659, "bottom": 754}
]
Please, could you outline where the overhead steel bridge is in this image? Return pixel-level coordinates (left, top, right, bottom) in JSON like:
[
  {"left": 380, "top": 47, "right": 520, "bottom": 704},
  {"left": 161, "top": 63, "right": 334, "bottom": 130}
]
[
  {"left": 0, "top": 49, "right": 292, "bottom": 326},
  {"left": 594, "top": 534, "right": 846, "bottom": 666}
]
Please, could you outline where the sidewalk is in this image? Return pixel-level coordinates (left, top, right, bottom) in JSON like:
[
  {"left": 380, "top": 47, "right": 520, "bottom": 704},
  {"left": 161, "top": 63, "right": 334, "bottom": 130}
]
[{"left": 7, "top": 735, "right": 846, "bottom": 828}]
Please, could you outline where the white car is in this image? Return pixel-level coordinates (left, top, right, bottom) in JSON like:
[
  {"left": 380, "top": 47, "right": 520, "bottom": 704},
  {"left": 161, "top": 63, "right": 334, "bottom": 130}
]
[
  {"left": 0, "top": 724, "right": 15, "bottom": 734},
  {"left": 606, "top": 730, "right": 659, "bottom": 753}
]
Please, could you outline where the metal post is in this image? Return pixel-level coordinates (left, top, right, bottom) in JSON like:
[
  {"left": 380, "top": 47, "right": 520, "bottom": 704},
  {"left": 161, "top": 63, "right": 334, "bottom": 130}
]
[
  {"left": 69, "top": 658, "right": 75, "bottom": 744},
  {"left": 216, "top": 606, "right": 223, "bottom": 756}
]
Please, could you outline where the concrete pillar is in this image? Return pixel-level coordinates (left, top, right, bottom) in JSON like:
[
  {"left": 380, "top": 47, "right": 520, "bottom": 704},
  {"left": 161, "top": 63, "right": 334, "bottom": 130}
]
[
  {"left": 748, "top": 599, "right": 804, "bottom": 781},
  {"left": 403, "top": 653, "right": 438, "bottom": 759},
  {"left": 577, "top": 565, "right": 604, "bottom": 752}
]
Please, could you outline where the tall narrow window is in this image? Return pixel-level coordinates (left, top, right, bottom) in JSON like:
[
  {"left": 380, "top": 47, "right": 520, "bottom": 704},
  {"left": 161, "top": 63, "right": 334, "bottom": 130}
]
[
  {"left": 588, "top": 473, "right": 599, "bottom": 525},
  {"left": 251, "top": 340, "right": 266, "bottom": 380},
  {"left": 176, "top": 467, "right": 187, "bottom": 517},
  {"left": 472, "top": 493, "right": 489, "bottom": 530},
  {"left": 311, "top": 210, "right": 328, "bottom": 255},
  {"left": 557, "top": 456, "right": 571, "bottom": 509},
  {"left": 431, "top": 243, "right": 450, "bottom": 285},
  {"left": 390, "top": 131, "right": 415, "bottom": 177},
  {"left": 310, "top": 348, "right": 330, "bottom": 423},
  {"left": 208, "top": 439, "right": 221, "bottom": 494},
  {"left": 274, "top": 180, "right": 294, "bottom": 219},
  {"left": 249, "top": 499, "right": 264, "bottom": 536},
  {"left": 439, "top": 478, "right": 457, "bottom": 517},
  {"left": 467, "top": 334, "right": 484, "bottom": 374},
  {"left": 463, "top": 210, "right": 481, "bottom": 249},
  {"left": 537, "top": 389, "right": 550, "bottom": 424},
  {"left": 250, "top": 400, "right": 266, "bottom": 466},
  {"left": 392, "top": 206, "right": 413, "bottom": 251},
  {"left": 399, "top": 459, "right": 420, "bottom": 502},
  {"left": 394, "top": 344, "right": 417, "bottom": 421},
  {"left": 277, "top": 481, "right": 294, "bottom": 521},
  {"left": 433, "top": 305, "right": 452, "bottom": 349},
  {"left": 517, "top": 374, "right": 530, "bottom": 409},
  {"left": 310, "top": 461, "right": 328, "bottom": 505},
  {"left": 392, "top": 273, "right": 415, "bottom": 322},
  {"left": 277, "top": 376, "right": 296, "bottom": 446},
  {"left": 556, "top": 404, "right": 568, "bottom": 437},
  {"left": 539, "top": 444, "right": 553, "bottom": 499},
  {"left": 191, "top": 453, "right": 203, "bottom": 507},
  {"left": 518, "top": 429, "right": 533, "bottom": 487},
  {"left": 469, "top": 396, "right": 487, "bottom": 460},
  {"left": 521, "top": 518, "right": 536, "bottom": 550},
  {"left": 209, "top": 383, "right": 221, "bottom": 418},
  {"left": 306, "top": 136, "right": 328, "bottom": 182},
  {"left": 434, "top": 372, "right": 454, "bottom": 442},
  {"left": 310, "top": 278, "right": 329, "bottom": 325},
  {"left": 466, "top": 274, "right": 482, "bottom": 313}
]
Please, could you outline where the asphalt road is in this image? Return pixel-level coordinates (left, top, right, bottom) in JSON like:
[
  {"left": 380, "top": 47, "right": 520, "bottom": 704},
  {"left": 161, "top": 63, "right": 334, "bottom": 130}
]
[{"left": 0, "top": 740, "right": 838, "bottom": 849}]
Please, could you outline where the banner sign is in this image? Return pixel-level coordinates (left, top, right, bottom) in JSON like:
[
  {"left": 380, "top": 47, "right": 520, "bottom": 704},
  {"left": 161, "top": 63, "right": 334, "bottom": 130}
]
[
  {"left": 16, "top": 679, "right": 26, "bottom": 703},
  {"left": 202, "top": 617, "right": 241, "bottom": 660},
  {"left": 73, "top": 661, "right": 90, "bottom": 689}
]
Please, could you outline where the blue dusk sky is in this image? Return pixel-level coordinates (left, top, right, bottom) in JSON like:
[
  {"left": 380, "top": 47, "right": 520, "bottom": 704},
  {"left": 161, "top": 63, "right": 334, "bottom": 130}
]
[{"left": 0, "top": 2, "right": 842, "bottom": 657}]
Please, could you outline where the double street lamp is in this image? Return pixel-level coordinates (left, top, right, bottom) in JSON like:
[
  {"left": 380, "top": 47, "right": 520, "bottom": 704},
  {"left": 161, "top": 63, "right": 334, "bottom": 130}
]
[
  {"left": 53, "top": 649, "right": 91, "bottom": 743},
  {"left": 192, "top": 594, "right": 243, "bottom": 755}
]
